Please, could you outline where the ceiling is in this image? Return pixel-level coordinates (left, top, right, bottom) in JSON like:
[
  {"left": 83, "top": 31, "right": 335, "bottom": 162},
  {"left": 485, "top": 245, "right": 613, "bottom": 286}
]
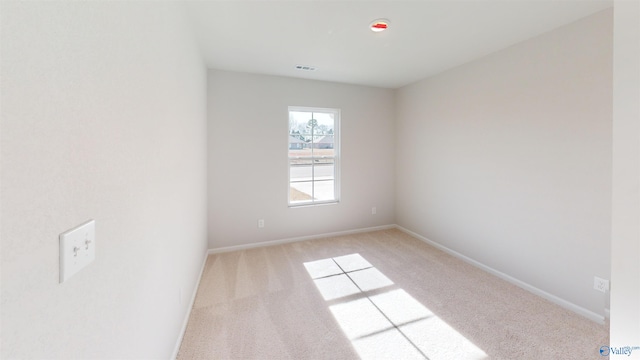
[{"left": 185, "top": 1, "right": 612, "bottom": 89}]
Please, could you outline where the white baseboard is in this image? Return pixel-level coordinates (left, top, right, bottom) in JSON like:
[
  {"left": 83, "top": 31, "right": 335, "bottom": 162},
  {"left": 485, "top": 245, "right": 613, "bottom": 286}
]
[
  {"left": 208, "top": 224, "right": 396, "bottom": 254},
  {"left": 395, "top": 225, "right": 605, "bottom": 325},
  {"left": 171, "top": 251, "right": 209, "bottom": 360}
]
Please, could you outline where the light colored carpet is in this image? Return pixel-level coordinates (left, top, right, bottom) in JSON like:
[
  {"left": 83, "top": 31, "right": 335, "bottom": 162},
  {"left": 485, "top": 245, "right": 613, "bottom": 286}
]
[{"left": 177, "top": 229, "right": 608, "bottom": 359}]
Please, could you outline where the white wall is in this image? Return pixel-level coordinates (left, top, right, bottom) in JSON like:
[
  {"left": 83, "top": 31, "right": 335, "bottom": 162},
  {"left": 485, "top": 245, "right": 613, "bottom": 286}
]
[
  {"left": 1, "top": 2, "right": 207, "bottom": 358},
  {"left": 396, "top": 10, "right": 613, "bottom": 318},
  {"left": 611, "top": 0, "right": 640, "bottom": 354},
  {"left": 208, "top": 70, "right": 395, "bottom": 249}
]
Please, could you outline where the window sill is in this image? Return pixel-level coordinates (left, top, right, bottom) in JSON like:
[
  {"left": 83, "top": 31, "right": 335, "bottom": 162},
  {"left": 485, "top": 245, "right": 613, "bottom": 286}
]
[{"left": 288, "top": 200, "right": 340, "bottom": 208}]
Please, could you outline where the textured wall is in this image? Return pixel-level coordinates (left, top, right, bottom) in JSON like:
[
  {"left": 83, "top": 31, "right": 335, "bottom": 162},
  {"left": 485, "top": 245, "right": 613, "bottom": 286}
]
[
  {"left": 208, "top": 70, "right": 396, "bottom": 249},
  {"left": 395, "top": 10, "right": 613, "bottom": 318},
  {"left": 1, "top": 2, "right": 207, "bottom": 358}
]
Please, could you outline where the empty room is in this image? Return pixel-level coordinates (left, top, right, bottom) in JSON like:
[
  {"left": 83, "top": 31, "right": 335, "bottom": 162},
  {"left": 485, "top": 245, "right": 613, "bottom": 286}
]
[{"left": 1, "top": 1, "right": 639, "bottom": 359}]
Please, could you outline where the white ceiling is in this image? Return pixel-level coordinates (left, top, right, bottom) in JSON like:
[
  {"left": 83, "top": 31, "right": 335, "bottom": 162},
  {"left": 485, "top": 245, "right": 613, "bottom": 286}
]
[{"left": 185, "top": 1, "right": 612, "bottom": 89}]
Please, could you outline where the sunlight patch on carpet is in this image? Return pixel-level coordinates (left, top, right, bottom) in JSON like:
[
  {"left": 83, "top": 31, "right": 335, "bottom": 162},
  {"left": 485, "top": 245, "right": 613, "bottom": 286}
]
[
  {"left": 304, "top": 254, "right": 488, "bottom": 360},
  {"left": 313, "top": 274, "right": 361, "bottom": 301}
]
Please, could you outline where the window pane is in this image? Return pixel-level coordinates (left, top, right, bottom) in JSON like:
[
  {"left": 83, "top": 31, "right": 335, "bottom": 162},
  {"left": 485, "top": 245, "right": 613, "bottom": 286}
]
[
  {"left": 290, "top": 159, "right": 313, "bottom": 182},
  {"left": 312, "top": 134, "right": 335, "bottom": 157},
  {"left": 289, "top": 147, "right": 312, "bottom": 158},
  {"left": 314, "top": 180, "right": 335, "bottom": 201},
  {"left": 312, "top": 112, "right": 335, "bottom": 135},
  {"left": 313, "top": 159, "right": 334, "bottom": 180},
  {"left": 289, "top": 111, "right": 315, "bottom": 137},
  {"left": 290, "top": 181, "right": 314, "bottom": 203},
  {"left": 288, "top": 134, "right": 307, "bottom": 152}
]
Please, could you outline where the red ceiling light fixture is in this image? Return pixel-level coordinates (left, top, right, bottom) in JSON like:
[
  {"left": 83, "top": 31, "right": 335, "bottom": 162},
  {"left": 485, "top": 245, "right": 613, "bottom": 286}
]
[{"left": 369, "top": 19, "right": 389, "bottom": 32}]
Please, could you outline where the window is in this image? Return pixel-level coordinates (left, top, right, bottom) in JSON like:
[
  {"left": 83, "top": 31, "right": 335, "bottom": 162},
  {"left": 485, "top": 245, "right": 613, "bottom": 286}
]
[{"left": 288, "top": 107, "right": 340, "bottom": 206}]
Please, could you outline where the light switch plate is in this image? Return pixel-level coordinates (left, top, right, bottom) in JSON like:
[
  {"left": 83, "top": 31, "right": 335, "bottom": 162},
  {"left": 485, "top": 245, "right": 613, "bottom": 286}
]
[{"left": 59, "top": 219, "right": 95, "bottom": 283}]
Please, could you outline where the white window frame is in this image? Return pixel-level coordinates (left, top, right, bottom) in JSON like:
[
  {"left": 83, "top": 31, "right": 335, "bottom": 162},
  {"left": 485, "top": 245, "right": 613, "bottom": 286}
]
[{"left": 288, "top": 106, "right": 340, "bottom": 207}]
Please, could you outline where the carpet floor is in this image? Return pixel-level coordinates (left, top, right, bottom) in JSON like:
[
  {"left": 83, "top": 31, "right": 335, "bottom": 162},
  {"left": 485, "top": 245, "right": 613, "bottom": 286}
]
[{"left": 177, "top": 229, "right": 608, "bottom": 359}]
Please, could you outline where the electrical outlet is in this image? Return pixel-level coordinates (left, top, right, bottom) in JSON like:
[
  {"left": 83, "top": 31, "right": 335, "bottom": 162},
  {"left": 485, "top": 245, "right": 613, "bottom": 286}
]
[
  {"left": 594, "top": 276, "right": 609, "bottom": 293},
  {"left": 258, "top": 219, "right": 265, "bottom": 228},
  {"left": 372, "top": 207, "right": 377, "bottom": 215}
]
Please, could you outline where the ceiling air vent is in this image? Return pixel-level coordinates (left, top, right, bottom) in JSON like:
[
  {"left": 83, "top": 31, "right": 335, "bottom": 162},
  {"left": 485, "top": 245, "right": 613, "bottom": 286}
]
[{"left": 295, "top": 65, "right": 317, "bottom": 71}]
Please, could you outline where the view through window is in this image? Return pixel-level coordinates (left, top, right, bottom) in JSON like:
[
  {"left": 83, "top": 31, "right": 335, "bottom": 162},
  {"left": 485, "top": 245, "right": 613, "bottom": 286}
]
[{"left": 288, "top": 107, "right": 340, "bottom": 206}]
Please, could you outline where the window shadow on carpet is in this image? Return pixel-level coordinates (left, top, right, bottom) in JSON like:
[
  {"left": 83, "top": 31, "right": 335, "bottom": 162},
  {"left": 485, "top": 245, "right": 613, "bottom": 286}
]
[{"left": 304, "top": 253, "right": 488, "bottom": 360}]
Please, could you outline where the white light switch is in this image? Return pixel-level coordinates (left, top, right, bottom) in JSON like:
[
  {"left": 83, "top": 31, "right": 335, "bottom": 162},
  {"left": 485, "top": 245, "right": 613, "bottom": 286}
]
[{"left": 59, "top": 219, "right": 95, "bottom": 283}]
